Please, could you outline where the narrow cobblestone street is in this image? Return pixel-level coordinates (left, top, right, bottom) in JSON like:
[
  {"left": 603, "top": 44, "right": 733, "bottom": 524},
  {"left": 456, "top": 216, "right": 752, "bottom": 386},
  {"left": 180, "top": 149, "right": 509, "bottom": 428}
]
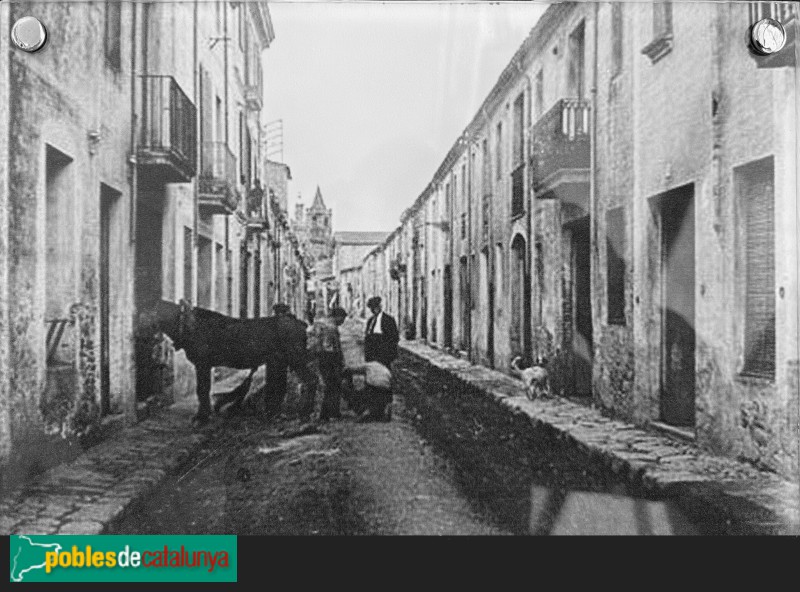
[
  {"left": 109, "top": 320, "right": 510, "bottom": 535},
  {"left": 2, "top": 319, "right": 795, "bottom": 536},
  {"left": 107, "top": 320, "right": 702, "bottom": 536}
]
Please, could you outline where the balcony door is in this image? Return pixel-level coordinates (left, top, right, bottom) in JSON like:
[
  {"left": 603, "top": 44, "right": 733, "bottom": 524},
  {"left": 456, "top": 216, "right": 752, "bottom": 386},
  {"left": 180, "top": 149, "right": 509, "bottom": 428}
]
[{"left": 567, "top": 21, "right": 585, "bottom": 100}]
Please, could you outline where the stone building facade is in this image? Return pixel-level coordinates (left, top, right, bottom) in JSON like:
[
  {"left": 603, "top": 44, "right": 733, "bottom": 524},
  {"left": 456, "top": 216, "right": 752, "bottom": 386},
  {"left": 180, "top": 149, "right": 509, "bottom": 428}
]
[
  {"left": 0, "top": 1, "right": 309, "bottom": 489},
  {"left": 332, "top": 231, "right": 389, "bottom": 316},
  {"left": 352, "top": 2, "right": 799, "bottom": 479}
]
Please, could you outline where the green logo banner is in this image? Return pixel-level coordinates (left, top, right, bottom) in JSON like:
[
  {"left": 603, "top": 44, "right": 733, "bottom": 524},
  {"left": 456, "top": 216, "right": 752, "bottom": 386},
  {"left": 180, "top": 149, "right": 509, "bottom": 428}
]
[{"left": 9, "top": 535, "right": 237, "bottom": 582}]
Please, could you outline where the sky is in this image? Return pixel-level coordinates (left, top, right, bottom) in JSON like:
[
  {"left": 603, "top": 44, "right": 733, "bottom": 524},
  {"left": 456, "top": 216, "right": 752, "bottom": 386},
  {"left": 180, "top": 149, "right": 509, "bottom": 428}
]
[{"left": 262, "top": 1, "right": 547, "bottom": 233}]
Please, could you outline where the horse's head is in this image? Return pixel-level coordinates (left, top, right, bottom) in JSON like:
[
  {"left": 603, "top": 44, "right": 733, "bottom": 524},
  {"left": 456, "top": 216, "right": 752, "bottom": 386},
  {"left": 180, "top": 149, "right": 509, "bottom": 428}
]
[{"left": 136, "top": 299, "right": 195, "bottom": 353}]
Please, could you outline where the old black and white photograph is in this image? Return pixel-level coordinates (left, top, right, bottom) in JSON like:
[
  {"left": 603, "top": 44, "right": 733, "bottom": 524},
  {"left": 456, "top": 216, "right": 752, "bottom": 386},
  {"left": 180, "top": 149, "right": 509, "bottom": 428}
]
[{"left": 0, "top": 0, "right": 798, "bottom": 543}]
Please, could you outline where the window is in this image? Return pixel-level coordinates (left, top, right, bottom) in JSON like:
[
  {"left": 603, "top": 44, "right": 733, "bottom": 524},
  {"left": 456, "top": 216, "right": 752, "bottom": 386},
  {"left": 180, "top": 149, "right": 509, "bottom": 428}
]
[
  {"left": 606, "top": 207, "right": 626, "bottom": 325},
  {"left": 612, "top": 3, "right": 623, "bottom": 75},
  {"left": 183, "top": 227, "right": 193, "bottom": 304},
  {"left": 568, "top": 21, "right": 586, "bottom": 99},
  {"left": 535, "top": 239, "right": 544, "bottom": 324},
  {"left": 642, "top": 2, "right": 673, "bottom": 63},
  {"left": 495, "top": 122, "right": 503, "bottom": 181},
  {"left": 534, "top": 69, "right": 544, "bottom": 121},
  {"left": 513, "top": 93, "right": 525, "bottom": 167},
  {"left": 654, "top": 2, "right": 673, "bottom": 39},
  {"left": 238, "top": 111, "right": 244, "bottom": 180},
  {"left": 482, "top": 138, "right": 490, "bottom": 197},
  {"left": 461, "top": 213, "right": 466, "bottom": 239},
  {"left": 215, "top": 96, "right": 223, "bottom": 144},
  {"left": 238, "top": 4, "right": 245, "bottom": 53},
  {"left": 512, "top": 93, "right": 525, "bottom": 217},
  {"left": 104, "top": 1, "right": 122, "bottom": 71},
  {"left": 482, "top": 194, "right": 490, "bottom": 238},
  {"left": 738, "top": 158, "right": 775, "bottom": 379}
]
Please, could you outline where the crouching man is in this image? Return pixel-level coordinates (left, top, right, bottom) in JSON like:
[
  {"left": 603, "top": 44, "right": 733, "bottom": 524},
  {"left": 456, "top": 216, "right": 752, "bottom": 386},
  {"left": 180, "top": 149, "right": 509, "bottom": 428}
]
[{"left": 342, "top": 360, "right": 393, "bottom": 422}]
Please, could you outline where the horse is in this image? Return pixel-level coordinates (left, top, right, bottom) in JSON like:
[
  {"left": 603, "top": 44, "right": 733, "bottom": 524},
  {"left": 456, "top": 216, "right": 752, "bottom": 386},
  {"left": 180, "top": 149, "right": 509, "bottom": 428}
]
[{"left": 137, "top": 299, "right": 317, "bottom": 426}]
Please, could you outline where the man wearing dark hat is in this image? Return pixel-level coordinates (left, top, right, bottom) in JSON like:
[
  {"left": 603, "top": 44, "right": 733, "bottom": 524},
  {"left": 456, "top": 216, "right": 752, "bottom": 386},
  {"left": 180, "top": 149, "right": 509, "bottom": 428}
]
[
  {"left": 364, "top": 297, "right": 399, "bottom": 367},
  {"left": 362, "top": 297, "right": 399, "bottom": 421}
]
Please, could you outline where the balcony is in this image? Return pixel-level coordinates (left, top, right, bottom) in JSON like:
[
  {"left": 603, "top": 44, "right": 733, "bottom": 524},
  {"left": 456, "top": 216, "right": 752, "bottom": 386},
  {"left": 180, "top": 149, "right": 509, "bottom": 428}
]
[
  {"left": 199, "top": 142, "right": 239, "bottom": 215},
  {"left": 749, "top": 3, "right": 796, "bottom": 68},
  {"left": 531, "top": 99, "right": 590, "bottom": 204},
  {"left": 245, "top": 181, "right": 269, "bottom": 231},
  {"left": 138, "top": 76, "right": 197, "bottom": 183}
]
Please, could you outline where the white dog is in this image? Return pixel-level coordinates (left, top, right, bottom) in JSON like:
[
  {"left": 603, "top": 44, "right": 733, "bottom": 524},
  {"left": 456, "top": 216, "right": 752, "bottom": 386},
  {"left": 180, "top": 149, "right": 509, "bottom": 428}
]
[{"left": 510, "top": 355, "right": 550, "bottom": 401}]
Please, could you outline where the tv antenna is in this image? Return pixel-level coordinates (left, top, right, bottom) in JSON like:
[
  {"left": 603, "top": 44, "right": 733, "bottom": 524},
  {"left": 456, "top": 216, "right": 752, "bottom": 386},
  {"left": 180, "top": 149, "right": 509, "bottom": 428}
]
[{"left": 264, "top": 119, "right": 284, "bottom": 163}]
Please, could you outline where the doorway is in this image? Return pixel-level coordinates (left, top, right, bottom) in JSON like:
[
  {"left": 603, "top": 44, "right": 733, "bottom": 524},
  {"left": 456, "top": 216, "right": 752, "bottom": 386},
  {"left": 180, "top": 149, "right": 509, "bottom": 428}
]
[
  {"left": 443, "top": 264, "right": 453, "bottom": 349},
  {"left": 659, "top": 185, "right": 695, "bottom": 427},
  {"left": 568, "top": 217, "right": 592, "bottom": 397},
  {"left": 481, "top": 247, "right": 494, "bottom": 367},
  {"left": 100, "top": 184, "right": 121, "bottom": 415}
]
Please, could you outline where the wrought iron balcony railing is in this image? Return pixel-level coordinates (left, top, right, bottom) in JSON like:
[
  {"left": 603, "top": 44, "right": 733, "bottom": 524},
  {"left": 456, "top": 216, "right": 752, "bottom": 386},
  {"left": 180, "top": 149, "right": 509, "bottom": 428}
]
[
  {"left": 138, "top": 75, "right": 197, "bottom": 182},
  {"left": 199, "top": 142, "right": 239, "bottom": 214},
  {"left": 531, "top": 98, "right": 590, "bottom": 194},
  {"left": 245, "top": 182, "right": 269, "bottom": 230}
]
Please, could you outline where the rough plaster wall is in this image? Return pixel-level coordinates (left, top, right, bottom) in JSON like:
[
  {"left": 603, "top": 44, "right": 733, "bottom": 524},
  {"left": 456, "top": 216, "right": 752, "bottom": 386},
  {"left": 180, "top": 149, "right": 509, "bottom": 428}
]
[
  {"left": 593, "top": 2, "right": 635, "bottom": 418},
  {"left": 4, "top": 2, "right": 135, "bottom": 484},
  {"left": 0, "top": 1, "right": 10, "bottom": 468}
]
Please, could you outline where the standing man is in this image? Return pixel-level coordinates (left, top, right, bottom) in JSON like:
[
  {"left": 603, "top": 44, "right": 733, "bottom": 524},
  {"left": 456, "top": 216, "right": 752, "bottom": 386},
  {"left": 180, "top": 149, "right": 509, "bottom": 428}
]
[
  {"left": 307, "top": 306, "right": 348, "bottom": 422},
  {"left": 362, "top": 297, "right": 398, "bottom": 421},
  {"left": 364, "top": 296, "right": 399, "bottom": 368}
]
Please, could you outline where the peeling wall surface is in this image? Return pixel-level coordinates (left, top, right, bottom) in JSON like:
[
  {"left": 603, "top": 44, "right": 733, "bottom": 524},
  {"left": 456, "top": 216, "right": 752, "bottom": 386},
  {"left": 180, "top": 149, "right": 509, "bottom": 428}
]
[
  {"left": 0, "top": 2, "right": 11, "bottom": 472},
  {"left": 353, "top": 2, "right": 798, "bottom": 480},
  {"left": 1, "top": 2, "right": 306, "bottom": 488},
  {"left": 4, "top": 3, "right": 135, "bottom": 486}
]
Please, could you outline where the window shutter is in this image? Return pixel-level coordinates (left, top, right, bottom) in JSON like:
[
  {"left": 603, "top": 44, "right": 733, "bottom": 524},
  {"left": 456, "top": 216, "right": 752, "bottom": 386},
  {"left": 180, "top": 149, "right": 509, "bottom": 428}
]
[
  {"left": 742, "top": 160, "right": 775, "bottom": 378},
  {"left": 606, "top": 207, "right": 626, "bottom": 325}
]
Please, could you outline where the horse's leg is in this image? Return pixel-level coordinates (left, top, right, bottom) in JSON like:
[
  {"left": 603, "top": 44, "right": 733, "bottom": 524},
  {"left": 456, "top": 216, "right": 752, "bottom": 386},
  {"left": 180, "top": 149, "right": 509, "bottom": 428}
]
[
  {"left": 288, "top": 355, "right": 318, "bottom": 423},
  {"left": 194, "top": 363, "right": 212, "bottom": 425},
  {"left": 230, "top": 368, "right": 257, "bottom": 413},
  {"left": 263, "top": 359, "right": 288, "bottom": 419}
]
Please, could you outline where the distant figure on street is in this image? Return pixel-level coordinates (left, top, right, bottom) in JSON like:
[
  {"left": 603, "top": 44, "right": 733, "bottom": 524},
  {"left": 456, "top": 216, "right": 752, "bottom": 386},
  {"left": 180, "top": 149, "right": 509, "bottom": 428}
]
[
  {"left": 364, "top": 296, "right": 399, "bottom": 368},
  {"left": 307, "top": 306, "right": 348, "bottom": 422}
]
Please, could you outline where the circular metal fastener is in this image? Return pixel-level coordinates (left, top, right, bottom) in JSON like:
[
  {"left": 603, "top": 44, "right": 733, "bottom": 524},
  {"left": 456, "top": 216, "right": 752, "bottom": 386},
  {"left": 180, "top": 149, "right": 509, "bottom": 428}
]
[
  {"left": 11, "top": 17, "right": 48, "bottom": 53},
  {"left": 750, "top": 18, "right": 786, "bottom": 56}
]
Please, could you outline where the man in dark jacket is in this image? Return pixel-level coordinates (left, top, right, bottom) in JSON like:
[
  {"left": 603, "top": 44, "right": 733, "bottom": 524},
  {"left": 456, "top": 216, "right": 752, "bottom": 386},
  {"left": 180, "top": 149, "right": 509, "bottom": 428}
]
[{"left": 364, "top": 296, "right": 399, "bottom": 368}]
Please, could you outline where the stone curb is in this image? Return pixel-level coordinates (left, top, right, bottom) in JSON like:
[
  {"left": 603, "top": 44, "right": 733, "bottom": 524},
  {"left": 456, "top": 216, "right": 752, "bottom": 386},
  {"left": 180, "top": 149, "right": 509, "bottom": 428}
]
[
  {"left": 0, "top": 401, "right": 218, "bottom": 536},
  {"left": 399, "top": 339, "right": 800, "bottom": 535}
]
